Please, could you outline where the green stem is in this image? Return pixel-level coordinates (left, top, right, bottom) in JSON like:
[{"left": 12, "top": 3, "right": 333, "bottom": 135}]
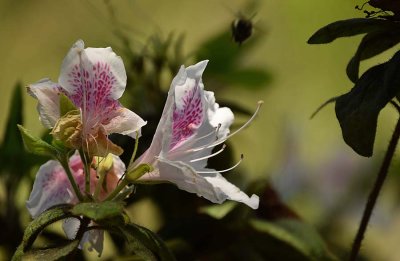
[
  {"left": 129, "top": 131, "right": 140, "bottom": 167},
  {"left": 60, "top": 157, "right": 84, "bottom": 202},
  {"left": 349, "top": 113, "right": 400, "bottom": 261},
  {"left": 79, "top": 150, "right": 91, "bottom": 196},
  {"left": 104, "top": 179, "right": 129, "bottom": 201},
  {"left": 93, "top": 167, "right": 106, "bottom": 201}
]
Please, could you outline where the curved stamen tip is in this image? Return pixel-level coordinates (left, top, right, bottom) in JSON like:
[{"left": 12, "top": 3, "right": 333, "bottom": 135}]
[
  {"left": 197, "top": 153, "right": 244, "bottom": 174},
  {"left": 258, "top": 100, "right": 264, "bottom": 105}
]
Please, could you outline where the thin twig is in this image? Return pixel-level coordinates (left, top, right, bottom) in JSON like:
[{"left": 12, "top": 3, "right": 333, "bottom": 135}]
[{"left": 349, "top": 107, "right": 400, "bottom": 260}]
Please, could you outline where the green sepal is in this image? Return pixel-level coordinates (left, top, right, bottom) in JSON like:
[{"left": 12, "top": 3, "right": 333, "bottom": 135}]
[
  {"left": 17, "top": 125, "right": 60, "bottom": 159},
  {"left": 71, "top": 201, "right": 125, "bottom": 222},
  {"left": 59, "top": 93, "right": 77, "bottom": 117},
  {"left": 127, "top": 164, "right": 153, "bottom": 182}
]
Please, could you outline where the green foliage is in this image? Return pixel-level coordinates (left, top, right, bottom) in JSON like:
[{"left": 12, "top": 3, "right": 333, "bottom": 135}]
[
  {"left": 346, "top": 29, "right": 400, "bottom": 83},
  {"left": 12, "top": 205, "right": 73, "bottom": 260},
  {"left": 119, "top": 223, "right": 176, "bottom": 261},
  {"left": 307, "top": 18, "right": 396, "bottom": 44},
  {"left": 71, "top": 201, "right": 125, "bottom": 222},
  {"left": 309, "top": 13, "right": 400, "bottom": 156},
  {"left": 250, "top": 218, "right": 337, "bottom": 261},
  {"left": 17, "top": 125, "right": 59, "bottom": 159},
  {"left": 20, "top": 240, "right": 79, "bottom": 261},
  {"left": 0, "top": 83, "right": 24, "bottom": 171}
]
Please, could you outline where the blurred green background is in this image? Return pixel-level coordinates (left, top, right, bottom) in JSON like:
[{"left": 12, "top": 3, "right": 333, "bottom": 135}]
[{"left": 1, "top": 0, "right": 400, "bottom": 260}]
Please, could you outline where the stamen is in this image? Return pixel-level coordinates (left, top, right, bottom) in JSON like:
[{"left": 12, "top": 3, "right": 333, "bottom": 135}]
[
  {"left": 189, "top": 101, "right": 263, "bottom": 152},
  {"left": 197, "top": 154, "right": 244, "bottom": 174},
  {"left": 190, "top": 144, "right": 226, "bottom": 163},
  {"left": 192, "top": 123, "right": 221, "bottom": 143}
]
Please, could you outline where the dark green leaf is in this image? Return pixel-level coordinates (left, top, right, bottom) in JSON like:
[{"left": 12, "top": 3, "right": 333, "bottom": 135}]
[
  {"left": 0, "top": 83, "right": 26, "bottom": 173},
  {"left": 250, "top": 218, "right": 337, "bottom": 261},
  {"left": 71, "top": 201, "right": 125, "bottom": 222},
  {"left": 121, "top": 223, "right": 175, "bottom": 261},
  {"left": 346, "top": 29, "right": 400, "bottom": 83},
  {"left": 13, "top": 204, "right": 73, "bottom": 258},
  {"left": 20, "top": 240, "right": 79, "bottom": 261},
  {"left": 17, "top": 125, "right": 59, "bottom": 159},
  {"left": 308, "top": 18, "right": 396, "bottom": 44},
  {"left": 59, "top": 93, "right": 77, "bottom": 117},
  {"left": 335, "top": 52, "right": 400, "bottom": 156}
]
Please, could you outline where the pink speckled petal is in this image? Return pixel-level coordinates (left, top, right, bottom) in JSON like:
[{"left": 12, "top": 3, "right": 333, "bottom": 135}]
[
  {"left": 152, "top": 158, "right": 259, "bottom": 209},
  {"left": 27, "top": 79, "right": 63, "bottom": 128},
  {"left": 102, "top": 106, "right": 146, "bottom": 138},
  {"left": 58, "top": 40, "right": 127, "bottom": 134},
  {"left": 26, "top": 160, "right": 76, "bottom": 218}
]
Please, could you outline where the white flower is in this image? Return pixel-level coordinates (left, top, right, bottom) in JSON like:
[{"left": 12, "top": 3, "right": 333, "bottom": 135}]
[
  {"left": 27, "top": 40, "right": 146, "bottom": 156},
  {"left": 26, "top": 152, "right": 126, "bottom": 255},
  {"left": 134, "top": 61, "right": 261, "bottom": 209}
]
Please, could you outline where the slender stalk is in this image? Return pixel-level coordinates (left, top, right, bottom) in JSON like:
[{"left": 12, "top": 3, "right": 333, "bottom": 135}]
[
  {"left": 104, "top": 179, "right": 129, "bottom": 201},
  {"left": 93, "top": 167, "right": 106, "bottom": 201},
  {"left": 349, "top": 112, "right": 400, "bottom": 260},
  {"left": 129, "top": 131, "right": 140, "bottom": 167},
  {"left": 60, "top": 158, "right": 84, "bottom": 202},
  {"left": 79, "top": 150, "right": 91, "bottom": 195}
]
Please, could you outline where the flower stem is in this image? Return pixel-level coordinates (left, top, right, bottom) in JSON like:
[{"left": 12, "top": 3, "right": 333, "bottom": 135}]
[
  {"left": 60, "top": 157, "right": 84, "bottom": 202},
  {"left": 104, "top": 179, "right": 129, "bottom": 201},
  {"left": 349, "top": 113, "right": 400, "bottom": 261},
  {"left": 129, "top": 131, "right": 140, "bottom": 167},
  {"left": 79, "top": 150, "right": 91, "bottom": 196}
]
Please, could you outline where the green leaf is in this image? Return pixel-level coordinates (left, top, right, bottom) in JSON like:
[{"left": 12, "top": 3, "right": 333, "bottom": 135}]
[
  {"left": 0, "top": 83, "right": 30, "bottom": 174},
  {"left": 59, "top": 93, "right": 77, "bottom": 117},
  {"left": 308, "top": 18, "right": 397, "bottom": 44},
  {"left": 335, "top": 52, "right": 400, "bottom": 156},
  {"left": 71, "top": 201, "right": 125, "bottom": 222},
  {"left": 11, "top": 204, "right": 73, "bottom": 260},
  {"left": 250, "top": 218, "right": 337, "bottom": 261},
  {"left": 346, "top": 29, "right": 400, "bottom": 83},
  {"left": 17, "top": 125, "right": 59, "bottom": 159},
  {"left": 121, "top": 223, "right": 175, "bottom": 261},
  {"left": 20, "top": 240, "right": 79, "bottom": 261}
]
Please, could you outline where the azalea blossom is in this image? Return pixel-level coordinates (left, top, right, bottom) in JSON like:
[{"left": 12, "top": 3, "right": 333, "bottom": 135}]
[
  {"left": 28, "top": 40, "right": 146, "bottom": 156},
  {"left": 133, "top": 60, "right": 260, "bottom": 209},
  {"left": 26, "top": 152, "right": 125, "bottom": 255}
]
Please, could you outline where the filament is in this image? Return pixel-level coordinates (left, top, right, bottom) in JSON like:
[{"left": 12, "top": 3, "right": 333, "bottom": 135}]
[
  {"left": 190, "top": 144, "right": 226, "bottom": 163},
  {"left": 189, "top": 101, "right": 263, "bottom": 153},
  {"left": 197, "top": 154, "right": 243, "bottom": 174}
]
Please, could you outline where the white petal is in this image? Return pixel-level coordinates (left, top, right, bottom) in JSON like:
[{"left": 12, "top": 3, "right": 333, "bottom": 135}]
[
  {"left": 26, "top": 160, "right": 75, "bottom": 218},
  {"left": 204, "top": 91, "right": 234, "bottom": 138},
  {"left": 111, "top": 154, "right": 126, "bottom": 179},
  {"left": 149, "top": 158, "right": 259, "bottom": 209},
  {"left": 59, "top": 40, "right": 127, "bottom": 100},
  {"left": 102, "top": 107, "right": 147, "bottom": 138},
  {"left": 27, "top": 79, "right": 62, "bottom": 128},
  {"left": 63, "top": 217, "right": 80, "bottom": 239},
  {"left": 62, "top": 219, "right": 104, "bottom": 256}
]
